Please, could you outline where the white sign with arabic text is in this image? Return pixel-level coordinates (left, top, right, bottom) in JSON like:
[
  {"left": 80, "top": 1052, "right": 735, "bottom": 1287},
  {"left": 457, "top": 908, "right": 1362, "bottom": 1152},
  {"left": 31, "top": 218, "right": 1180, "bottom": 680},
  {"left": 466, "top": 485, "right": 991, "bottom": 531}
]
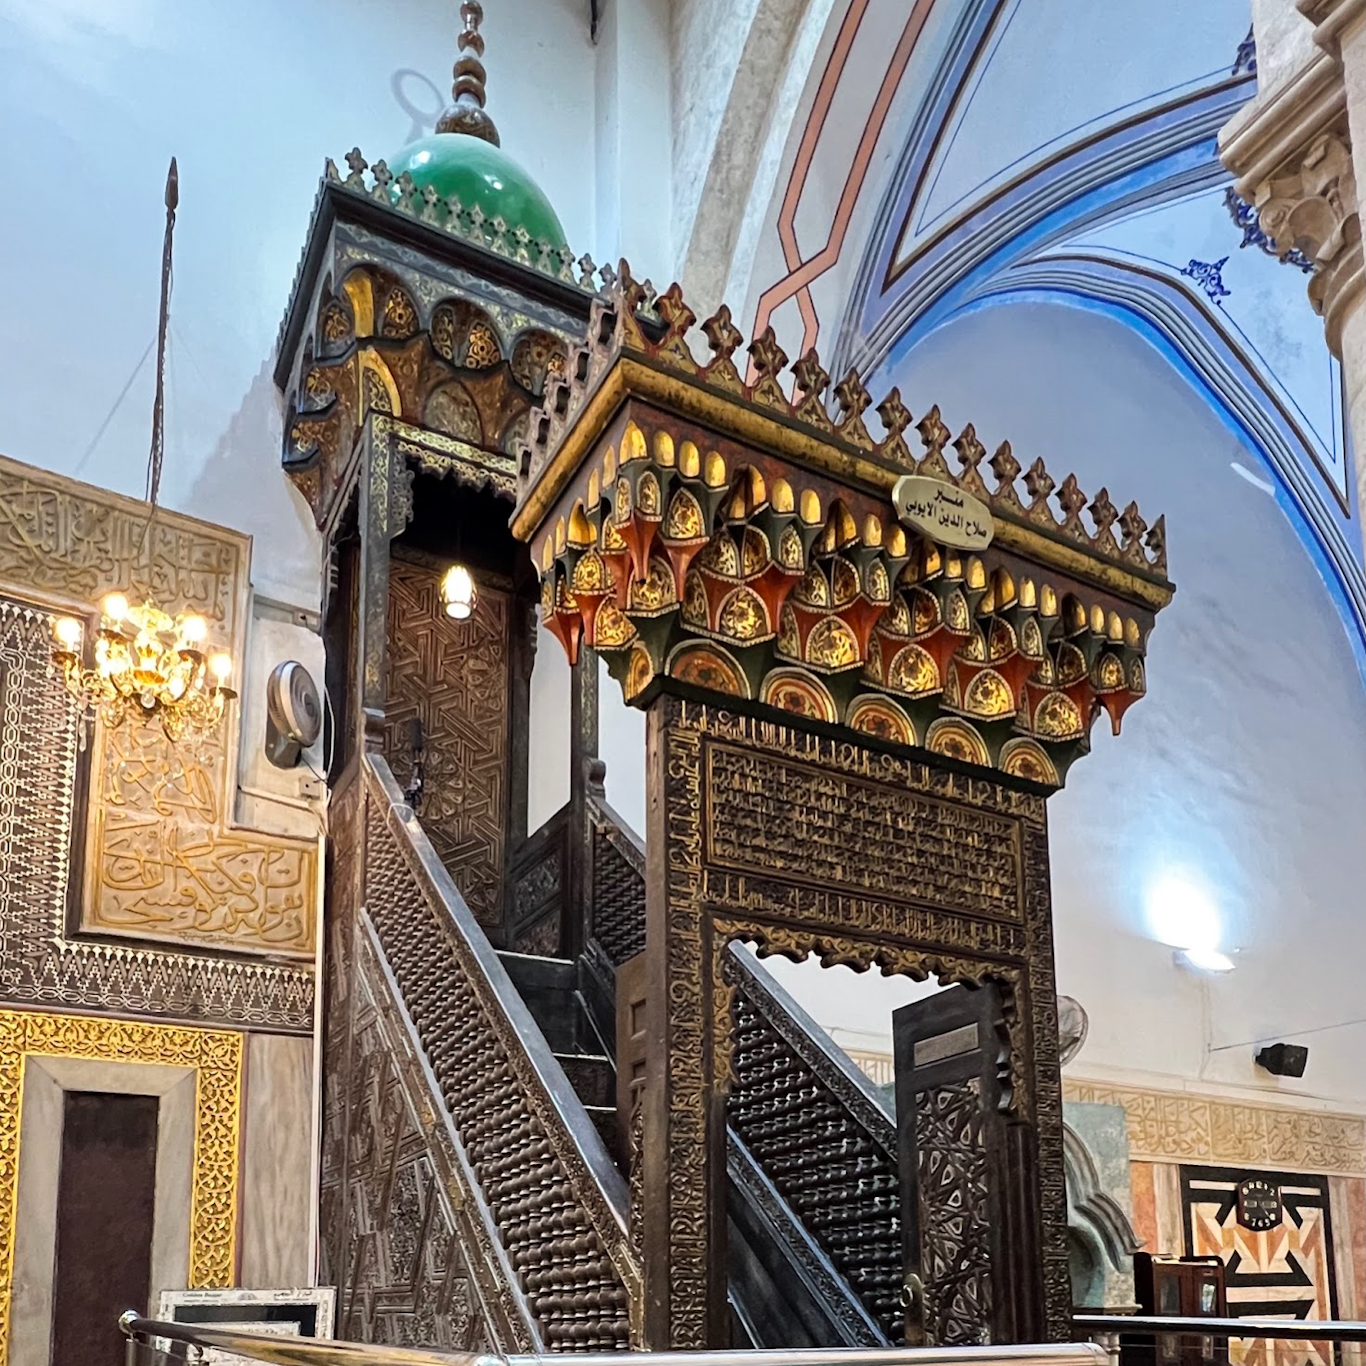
[{"left": 891, "top": 475, "right": 995, "bottom": 550}]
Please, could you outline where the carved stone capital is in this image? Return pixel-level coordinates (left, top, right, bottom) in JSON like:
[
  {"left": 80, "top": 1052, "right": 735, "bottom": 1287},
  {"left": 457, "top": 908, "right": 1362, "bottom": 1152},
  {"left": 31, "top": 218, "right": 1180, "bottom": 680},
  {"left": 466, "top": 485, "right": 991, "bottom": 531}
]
[
  {"left": 1255, "top": 125, "right": 1365, "bottom": 351},
  {"left": 1299, "top": 0, "right": 1366, "bottom": 55},
  {"left": 1221, "top": 51, "right": 1365, "bottom": 355}
]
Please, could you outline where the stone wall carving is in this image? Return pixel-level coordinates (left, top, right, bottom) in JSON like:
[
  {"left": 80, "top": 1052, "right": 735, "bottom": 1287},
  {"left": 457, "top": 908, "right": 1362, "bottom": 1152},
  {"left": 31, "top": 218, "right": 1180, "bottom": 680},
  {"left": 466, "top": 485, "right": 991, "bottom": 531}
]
[
  {"left": 0, "top": 1008, "right": 243, "bottom": 1364},
  {"left": 1064, "top": 1078, "right": 1366, "bottom": 1176},
  {"left": 84, "top": 719, "right": 314, "bottom": 955},
  {"left": 1256, "top": 126, "right": 1362, "bottom": 350},
  {"left": 0, "top": 458, "right": 316, "bottom": 1029}
]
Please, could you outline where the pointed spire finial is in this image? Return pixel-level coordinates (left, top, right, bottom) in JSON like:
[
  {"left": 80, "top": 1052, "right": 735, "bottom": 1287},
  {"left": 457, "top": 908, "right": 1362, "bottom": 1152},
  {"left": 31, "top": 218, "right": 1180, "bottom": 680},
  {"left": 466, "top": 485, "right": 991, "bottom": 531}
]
[{"left": 436, "top": 2, "right": 501, "bottom": 145}]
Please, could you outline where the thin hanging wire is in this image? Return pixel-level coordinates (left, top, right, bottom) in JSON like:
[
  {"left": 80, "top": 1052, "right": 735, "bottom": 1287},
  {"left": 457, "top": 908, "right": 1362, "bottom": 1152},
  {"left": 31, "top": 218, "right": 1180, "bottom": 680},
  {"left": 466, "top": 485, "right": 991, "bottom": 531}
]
[{"left": 71, "top": 336, "right": 155, "bottom": 478}]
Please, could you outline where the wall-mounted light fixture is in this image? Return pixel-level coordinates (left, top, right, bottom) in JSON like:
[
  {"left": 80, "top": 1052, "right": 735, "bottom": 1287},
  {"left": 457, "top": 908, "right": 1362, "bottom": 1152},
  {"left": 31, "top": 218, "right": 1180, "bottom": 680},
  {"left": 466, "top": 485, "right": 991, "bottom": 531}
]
[
  {"left": 440, "top": 564, "right": 478, "bottom": 621},
  {"left": 1147, "top": 872, "right": 1236, "bottom": 974},
  {"left": 1176, "top": 945, "right": 1234, "bottom": 973}
]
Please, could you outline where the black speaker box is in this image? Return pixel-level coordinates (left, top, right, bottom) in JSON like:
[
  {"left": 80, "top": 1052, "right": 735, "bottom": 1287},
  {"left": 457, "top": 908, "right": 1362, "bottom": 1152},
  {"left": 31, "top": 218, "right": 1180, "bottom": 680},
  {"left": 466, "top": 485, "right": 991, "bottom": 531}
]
[{"left": 1256, "top": 1042, "right": 1308, "bottom": 1077}]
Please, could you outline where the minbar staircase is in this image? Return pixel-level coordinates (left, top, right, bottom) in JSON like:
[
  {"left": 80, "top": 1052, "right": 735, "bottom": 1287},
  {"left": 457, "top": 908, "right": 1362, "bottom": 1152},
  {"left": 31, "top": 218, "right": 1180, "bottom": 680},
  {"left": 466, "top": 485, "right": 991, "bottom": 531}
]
[{"left": 323, "top": 754, "right": 901, "bottom": 1351}]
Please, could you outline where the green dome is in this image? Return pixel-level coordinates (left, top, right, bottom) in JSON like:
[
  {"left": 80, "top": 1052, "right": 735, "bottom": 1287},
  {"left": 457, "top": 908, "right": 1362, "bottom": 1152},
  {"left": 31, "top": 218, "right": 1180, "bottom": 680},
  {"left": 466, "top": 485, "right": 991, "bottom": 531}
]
[{"left": 388, "top": 134, "right": 568, "bottom": 252}]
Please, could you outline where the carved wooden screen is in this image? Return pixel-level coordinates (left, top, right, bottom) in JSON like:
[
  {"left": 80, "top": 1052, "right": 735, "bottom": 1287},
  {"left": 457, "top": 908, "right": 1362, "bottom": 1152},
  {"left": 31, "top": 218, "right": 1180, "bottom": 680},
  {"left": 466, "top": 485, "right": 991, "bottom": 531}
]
[
  {"left": 383, "top": 556, "right": 511, "bottom": 930},
  {"left": 641, "top": 699, "right": 1069, "bottom": 1348}
]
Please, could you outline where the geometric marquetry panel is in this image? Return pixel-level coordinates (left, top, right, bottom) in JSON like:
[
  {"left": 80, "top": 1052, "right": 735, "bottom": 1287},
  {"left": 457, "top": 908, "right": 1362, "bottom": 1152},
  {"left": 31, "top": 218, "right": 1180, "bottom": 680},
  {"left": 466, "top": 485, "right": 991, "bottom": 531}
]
[
  {"left": 335, "top": 988, "right": 489, "bottom": 1350},
  {"left": 1182, "top": 1165, "right": 1339, "bottom": 1366},
  {"left": 916, "top": 1078, "right": 994, "bottom": 1346},
  {"left": 384, "top": 557, "right": 510, "bottom": 928}
]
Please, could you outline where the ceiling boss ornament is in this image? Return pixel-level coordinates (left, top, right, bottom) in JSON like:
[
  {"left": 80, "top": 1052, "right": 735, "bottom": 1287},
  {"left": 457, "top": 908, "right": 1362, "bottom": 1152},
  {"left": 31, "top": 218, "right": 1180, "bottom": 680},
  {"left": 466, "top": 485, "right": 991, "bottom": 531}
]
[
  {"left": 512, "top": 266, "right": 1174, "bottom": 787},
  {"left": 52, "top": 159, "right": 236, "bottom": 744}
]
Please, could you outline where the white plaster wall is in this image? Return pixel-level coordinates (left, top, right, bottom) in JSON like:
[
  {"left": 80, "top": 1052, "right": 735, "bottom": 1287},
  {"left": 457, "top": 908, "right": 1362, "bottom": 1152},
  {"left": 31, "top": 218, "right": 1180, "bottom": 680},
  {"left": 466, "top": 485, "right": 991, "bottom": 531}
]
[
  {"left": 765, "top": 300, "right": 1366, "bottom": 1109},
  {"left": 914, "top": 0, "right": 1248, "bottom": 231},
  {"left": 598, "top": 656, "right": 647, "bottom": 834},
  {"left": 529, "top": 619, "right": 572, "bottom": 833},
  {"left": 670, "top": 0, "right": 821, "bottom": 318},
  {"left": 594, "top": 0, "right": 674, "bottom": 273}
]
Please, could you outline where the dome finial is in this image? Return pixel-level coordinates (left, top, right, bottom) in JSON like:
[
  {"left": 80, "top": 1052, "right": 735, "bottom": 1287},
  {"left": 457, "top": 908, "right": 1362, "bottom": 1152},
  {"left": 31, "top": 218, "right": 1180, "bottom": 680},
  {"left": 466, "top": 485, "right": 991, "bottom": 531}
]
[{"left": 436, "top": 2, "right": 501, "bottom": 146}]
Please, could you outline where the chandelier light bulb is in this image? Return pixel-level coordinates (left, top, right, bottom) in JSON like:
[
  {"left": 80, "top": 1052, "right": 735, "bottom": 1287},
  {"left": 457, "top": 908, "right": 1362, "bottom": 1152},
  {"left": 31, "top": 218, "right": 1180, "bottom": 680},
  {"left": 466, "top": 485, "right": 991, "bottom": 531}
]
[
  {"left": 441, "top": 563, "right": 477, "bottom": 621},
  {"left": 52, "top": 594, "right": 235, "bottom": 742}
]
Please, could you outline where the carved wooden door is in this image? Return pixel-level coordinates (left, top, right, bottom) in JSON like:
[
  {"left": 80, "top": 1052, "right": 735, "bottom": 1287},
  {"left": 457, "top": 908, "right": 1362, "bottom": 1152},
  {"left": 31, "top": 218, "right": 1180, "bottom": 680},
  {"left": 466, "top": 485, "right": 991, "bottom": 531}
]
[
  {"left": 384, "top": 557, "right": 512, "bottom": 930},
  {"left": 893, "top": 982, "right": 1042, "bottom": 1348}
]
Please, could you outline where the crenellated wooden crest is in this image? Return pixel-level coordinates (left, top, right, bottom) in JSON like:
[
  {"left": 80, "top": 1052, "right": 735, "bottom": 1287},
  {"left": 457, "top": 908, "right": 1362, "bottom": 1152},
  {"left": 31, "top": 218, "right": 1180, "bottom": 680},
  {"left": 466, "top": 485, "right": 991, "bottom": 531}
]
[{"left": 513, "top": 266, "right": 1174, "bottom": 787}]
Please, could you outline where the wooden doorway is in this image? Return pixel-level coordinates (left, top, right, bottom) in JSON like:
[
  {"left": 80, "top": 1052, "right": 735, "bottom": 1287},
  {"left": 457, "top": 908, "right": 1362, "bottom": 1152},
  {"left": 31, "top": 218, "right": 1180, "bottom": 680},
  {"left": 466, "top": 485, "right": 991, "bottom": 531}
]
[{"left": 893, "top": 982, "right": 1043, "bottom": 1347}]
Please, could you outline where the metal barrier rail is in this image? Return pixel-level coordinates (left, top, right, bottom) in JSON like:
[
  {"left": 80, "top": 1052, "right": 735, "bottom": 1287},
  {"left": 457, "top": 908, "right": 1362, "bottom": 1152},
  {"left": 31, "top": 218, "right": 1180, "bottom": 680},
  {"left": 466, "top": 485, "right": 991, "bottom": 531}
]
[
  {"left": 1075, "top": 1313, "right": 1366, "bottom": 1366},
  {"left": 120, "top": 1314, "right": 1109, "bottom": 1366},
  {"left": 1076, "top": 1315, "right": 1366, "bottom": 1342}
]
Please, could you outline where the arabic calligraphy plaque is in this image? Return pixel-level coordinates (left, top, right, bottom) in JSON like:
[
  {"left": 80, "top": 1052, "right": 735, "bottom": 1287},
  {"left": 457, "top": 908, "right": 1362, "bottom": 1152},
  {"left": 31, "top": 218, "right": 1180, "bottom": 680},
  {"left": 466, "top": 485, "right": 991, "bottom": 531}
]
[
  {"left": 892, "top": 475, "right": 995, "bottom": 551},
  {"left": 704, "top": 743, "right": 1022, "bottom": 920}
]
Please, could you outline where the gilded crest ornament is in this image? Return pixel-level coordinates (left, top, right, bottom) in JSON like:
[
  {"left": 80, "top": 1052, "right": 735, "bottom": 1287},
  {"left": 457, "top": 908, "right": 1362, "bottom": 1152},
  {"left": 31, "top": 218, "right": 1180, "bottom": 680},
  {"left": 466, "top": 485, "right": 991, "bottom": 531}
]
[{"left": 513, "top": 264, "right": 1172, "bottom": 787}]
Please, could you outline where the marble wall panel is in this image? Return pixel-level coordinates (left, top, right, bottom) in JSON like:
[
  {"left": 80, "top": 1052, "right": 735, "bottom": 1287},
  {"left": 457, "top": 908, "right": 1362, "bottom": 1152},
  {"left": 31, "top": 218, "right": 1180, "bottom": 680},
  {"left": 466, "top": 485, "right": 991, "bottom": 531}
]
[
  {"left": 9, "top": 1057, "right": 198, "bottom": 1366},
  {"left": 240, "top": 1034, "right": 315, "bottom": 1289}
]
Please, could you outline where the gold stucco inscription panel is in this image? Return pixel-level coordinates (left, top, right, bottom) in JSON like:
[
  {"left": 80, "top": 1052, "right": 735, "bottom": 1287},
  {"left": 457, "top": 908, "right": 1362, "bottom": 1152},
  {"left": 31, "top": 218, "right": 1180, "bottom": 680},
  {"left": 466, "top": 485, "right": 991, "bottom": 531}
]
[
  {"left": 703, "top": 742, "right": 1022, "bottom": 919},
  {"left": 0, "top": 457, "right": 318, "bottom": 994}
]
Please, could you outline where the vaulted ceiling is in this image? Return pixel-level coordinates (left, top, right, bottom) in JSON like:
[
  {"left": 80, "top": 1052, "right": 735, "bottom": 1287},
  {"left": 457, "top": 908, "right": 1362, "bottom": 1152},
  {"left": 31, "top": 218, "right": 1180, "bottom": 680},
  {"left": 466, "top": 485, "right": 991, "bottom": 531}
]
[{"left": 714, "top": 0, "right": 1360, "bottom": 654}]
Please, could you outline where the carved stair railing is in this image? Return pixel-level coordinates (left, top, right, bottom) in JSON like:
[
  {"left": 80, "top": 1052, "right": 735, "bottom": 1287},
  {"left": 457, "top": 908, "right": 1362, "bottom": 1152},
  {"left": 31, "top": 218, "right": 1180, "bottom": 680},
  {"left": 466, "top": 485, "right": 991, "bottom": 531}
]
[
  {"left": 725, "top": 949, "right": 902, "bottom": 1344},
  {"left": 585, "top": 781, "right": 647, "bottom": 969},
  {"left": 578, "top": 789, "right": 897, "bottom": 1346},
  {"left": 360, "top": 755, "right": 640, "bottom": 1350},
  {"left": 507, "top": 801, "right": 572, "bottom": 956}
]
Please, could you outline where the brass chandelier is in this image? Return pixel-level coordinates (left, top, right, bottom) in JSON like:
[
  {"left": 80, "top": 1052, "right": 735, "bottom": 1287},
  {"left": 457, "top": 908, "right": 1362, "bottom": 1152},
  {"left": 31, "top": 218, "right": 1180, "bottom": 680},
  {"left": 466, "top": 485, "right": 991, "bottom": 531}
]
[
  {"left": 53, "top": 593, "right": 234, "bottom": 743},
  {"left": 52, "top": 158, "right": 235, "bottom": 743}
]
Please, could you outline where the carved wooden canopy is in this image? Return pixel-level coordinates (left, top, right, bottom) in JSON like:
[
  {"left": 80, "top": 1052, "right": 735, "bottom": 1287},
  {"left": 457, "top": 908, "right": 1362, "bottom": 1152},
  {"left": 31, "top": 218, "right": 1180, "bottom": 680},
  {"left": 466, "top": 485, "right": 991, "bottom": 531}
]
[
  {"left": 272, "top": 158, "right": 612, "bottom": 530},
  {"left": 512, "top": 267, "right": 1175, "bottom": 788}
]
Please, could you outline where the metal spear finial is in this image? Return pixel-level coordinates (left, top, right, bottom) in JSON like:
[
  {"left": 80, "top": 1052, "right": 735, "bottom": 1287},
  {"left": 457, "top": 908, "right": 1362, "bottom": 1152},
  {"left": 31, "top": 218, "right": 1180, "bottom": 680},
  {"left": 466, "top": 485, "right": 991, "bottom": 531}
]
[
  {"left": 147, "top": 155, "right": 177, "bottom": 509},
  {"left": 436, "top": 1, "right": 501, "bottom": 145}
]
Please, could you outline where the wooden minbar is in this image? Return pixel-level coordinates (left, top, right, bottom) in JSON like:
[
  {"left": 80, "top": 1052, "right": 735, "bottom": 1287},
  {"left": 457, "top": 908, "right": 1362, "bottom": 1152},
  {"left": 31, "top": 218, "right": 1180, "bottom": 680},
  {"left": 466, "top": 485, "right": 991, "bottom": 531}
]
[{"left": 512, "top": 268, "right": 1174, "bottom": 1349}]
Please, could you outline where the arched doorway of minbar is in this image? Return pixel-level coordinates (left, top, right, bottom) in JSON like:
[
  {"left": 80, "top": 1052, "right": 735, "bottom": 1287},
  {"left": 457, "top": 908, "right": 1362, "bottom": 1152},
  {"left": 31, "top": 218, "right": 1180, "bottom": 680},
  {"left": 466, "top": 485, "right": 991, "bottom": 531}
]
[
  {"left": 716, "top": 923, "right": 1050, "bottom": 1350},
  {"left": 380, "top": 464, "right": 539, "bottom": 947}
]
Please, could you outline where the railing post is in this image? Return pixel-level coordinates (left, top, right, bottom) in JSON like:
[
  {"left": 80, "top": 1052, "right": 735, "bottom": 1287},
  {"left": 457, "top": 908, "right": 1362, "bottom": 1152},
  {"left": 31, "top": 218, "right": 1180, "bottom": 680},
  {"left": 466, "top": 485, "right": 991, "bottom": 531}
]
[
  {"left": 564, "top": 650, "right": 599, "bottom": 956},
  {"left": 1094, "top": 1329, "right": 1122, "bottom": 1366},
  {"left": 356, "top": 418, "right": 413, "bottom": 755}
]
